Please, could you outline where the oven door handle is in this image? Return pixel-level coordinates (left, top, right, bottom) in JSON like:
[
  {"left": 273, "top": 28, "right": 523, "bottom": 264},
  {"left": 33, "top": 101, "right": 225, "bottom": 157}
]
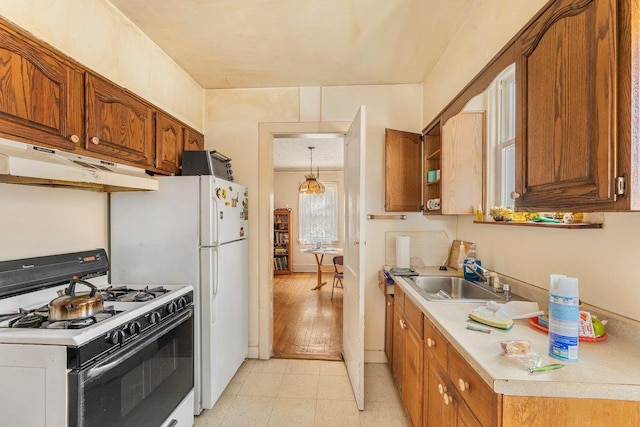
[{"left": 78, "top": 308, "right": 193, "bottom": 385}]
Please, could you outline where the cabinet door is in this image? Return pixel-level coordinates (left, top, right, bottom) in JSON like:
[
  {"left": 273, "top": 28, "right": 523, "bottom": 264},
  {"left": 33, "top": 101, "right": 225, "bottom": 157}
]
[
  {"left": 0, "top": 23, "right": 83, "bottom": 151},
  {"left": 441, "top": 112, "right": 484, "bottom": 215},
  {"left": 384, "top": 295, "right": 394, "bottom": 366},
  {"left": 85, "top": 74, "right": 154, "bottom": 167},
  {"left": 426, "top": 362, "right": 455, "bottom": 427},
  {"left": 155, "top": 112, "right": 183, "bottom": 174},
  {"left": 184, "top": 127, "right": 204, "bottom": 151},
  {"left": 515, "top": 0, "right": 618, "bottom": 210},
  {"left": 404, "top": 324, "right": 423, "bottom": 427},
  {"left": 391, "top": 308, "right": 404, "bottom": 390},
  {"left": 385, "top": 129, "right": 422, "bottom": 211}
]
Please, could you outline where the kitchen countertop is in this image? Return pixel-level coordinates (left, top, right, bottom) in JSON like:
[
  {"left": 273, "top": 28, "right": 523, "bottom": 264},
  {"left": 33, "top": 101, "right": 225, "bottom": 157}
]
[{"left": 390, "top": 270, "right": 640, "bottom": 401}]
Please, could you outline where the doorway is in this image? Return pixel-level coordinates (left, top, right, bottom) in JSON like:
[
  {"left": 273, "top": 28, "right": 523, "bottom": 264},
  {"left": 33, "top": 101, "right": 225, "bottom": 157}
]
[
  {"left": 272, "top": 133, "right": 345, "bottom": 360},
  {"left": 256, "top": 122, "right": 350, "bottom": 361}
]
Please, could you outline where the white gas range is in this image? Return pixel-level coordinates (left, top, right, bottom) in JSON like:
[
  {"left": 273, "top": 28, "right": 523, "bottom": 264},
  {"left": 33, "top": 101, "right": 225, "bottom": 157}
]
[{"left": 0, "top": 249, "right": 195, "bottom": 427}]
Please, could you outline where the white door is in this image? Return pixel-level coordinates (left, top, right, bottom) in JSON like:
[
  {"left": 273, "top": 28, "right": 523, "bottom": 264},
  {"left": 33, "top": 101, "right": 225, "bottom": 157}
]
[{"left": 343, "top": 106, "right": 366, "bottom": 410}]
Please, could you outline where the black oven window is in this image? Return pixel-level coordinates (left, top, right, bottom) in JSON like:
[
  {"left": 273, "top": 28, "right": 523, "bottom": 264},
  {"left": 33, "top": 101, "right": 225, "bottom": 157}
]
[{"left": 121, "top": 339, "right": 179, "bottom": 417}]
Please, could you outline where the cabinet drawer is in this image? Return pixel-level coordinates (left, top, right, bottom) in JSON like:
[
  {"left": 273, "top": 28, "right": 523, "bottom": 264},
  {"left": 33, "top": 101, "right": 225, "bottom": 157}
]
[
  {"left": 448, "top": 346, "right": 496, "bottom": 427},
  {"left": 423, "top": 316, "right": 448, "bottom": 370},
  {"left": 403, "top": 296, "right": 423, "bottom": 339}
]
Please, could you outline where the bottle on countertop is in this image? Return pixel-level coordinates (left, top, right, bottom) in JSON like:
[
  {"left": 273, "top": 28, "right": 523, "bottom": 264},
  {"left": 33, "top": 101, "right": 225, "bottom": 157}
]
[
  {"left": 475, "top": 205, "right": 484, "bottom": 221},
  {"left": 456, "top": 241, "right": 466, "bottom": 277},
  {"left": 548, "top": 274, "right": 580, "bottom": 362},
  {"left": 463, "top": 243, "right": 482, "bottom": 282}
]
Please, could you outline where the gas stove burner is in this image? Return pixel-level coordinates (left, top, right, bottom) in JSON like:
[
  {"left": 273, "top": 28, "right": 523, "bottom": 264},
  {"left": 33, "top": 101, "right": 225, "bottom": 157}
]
[
  {"left": 102, "top": 285, "right": 169, "bottom": 302},
  {"left": 65, "top": 317, "right": 96, "bottom": 329},
  {"left": 135, "top": 292, "right": 154, "bottom": 302},
  {"left": 11, "top": 312, "right": 47, "bottom": 328}
]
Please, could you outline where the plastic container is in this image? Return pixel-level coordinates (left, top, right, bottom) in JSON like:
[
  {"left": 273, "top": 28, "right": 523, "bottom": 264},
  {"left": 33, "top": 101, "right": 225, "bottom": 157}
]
[
  {"left": 456, "top": 241, "right": 466, "bottom": 277},
  {"left": 463, "top": 244, "right": 481, "bottom": 282},
  {"left": 548, "top": 274, "right": 580, "bottom": 362}
]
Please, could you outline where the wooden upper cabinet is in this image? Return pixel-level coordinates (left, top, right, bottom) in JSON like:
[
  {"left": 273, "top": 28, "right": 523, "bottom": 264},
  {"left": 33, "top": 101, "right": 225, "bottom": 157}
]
[
  {"left": 385, "top": 129, "right": 422, "bottom": 211},
  {"left": 0, "top": 21, "right": 83, "bottom": 151},
  {"left": 441, "top": 112, "right": 484, "bottom": 215},
  {"left": 155, "top": 112, "right": 183, "bottom": 174},
  {"left": 184, "top": 127, "right": 204, "bottom": 151},
  {"left": 85, "top": 74, "right": 154, "bottom": 168},
  {"left": 515, "top": 0, "right": 621, "bottom": 211}
]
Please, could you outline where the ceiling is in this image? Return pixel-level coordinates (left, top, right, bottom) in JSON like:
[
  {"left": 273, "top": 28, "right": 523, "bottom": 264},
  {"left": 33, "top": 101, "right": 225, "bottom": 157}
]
[
  {"left": 273, "top": 136, "right": 343, "bottom": 171},
  {"left": 108, "top": 0, "right": 473, "bottom": 89},
  {"left": 108, "top": 0, "right": 473, "bottom": 168}
]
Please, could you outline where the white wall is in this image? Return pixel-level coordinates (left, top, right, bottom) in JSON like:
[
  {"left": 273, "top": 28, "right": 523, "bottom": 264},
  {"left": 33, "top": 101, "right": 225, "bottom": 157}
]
[
  {"left": 423, "top": 0, "right": 640, "bottom": 322},
  {"left": 274, "top": 170, "right": 345, "bottom": 272},
  {"left": 205, "top": 84, "right": 458, "bottom": 360},
  {"left": 0, "top": 1, "right": 204, "bottom": 261}
]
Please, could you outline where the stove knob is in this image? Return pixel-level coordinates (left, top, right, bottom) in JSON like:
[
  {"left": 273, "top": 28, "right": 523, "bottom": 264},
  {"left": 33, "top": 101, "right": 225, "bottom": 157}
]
[
  {"left": 150, "top": 311, "right": 162, "bottom": 325},
  {"left": 177, "top": 297, "right": 187, "bottom": 309},
  {"left": 109, "top": 330, "right": 126, "bottom": 345},
  {"left": 127, "top": 321, "right": 141, "bottom": 335},
  {"left": 167, "top": 301, "right": 178, "bottom": 315}
]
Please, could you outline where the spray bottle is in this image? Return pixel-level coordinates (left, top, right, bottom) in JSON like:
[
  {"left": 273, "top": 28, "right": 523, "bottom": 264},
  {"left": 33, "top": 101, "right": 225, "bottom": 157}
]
[{"left": 548, "top": 274, "right": 580, "bottom": 362}]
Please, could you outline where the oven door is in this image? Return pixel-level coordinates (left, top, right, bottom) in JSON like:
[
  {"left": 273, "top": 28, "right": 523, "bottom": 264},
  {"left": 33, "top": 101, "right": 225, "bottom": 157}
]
[{"left": 69, "top": 308, "right": 194, "bottom": 427}]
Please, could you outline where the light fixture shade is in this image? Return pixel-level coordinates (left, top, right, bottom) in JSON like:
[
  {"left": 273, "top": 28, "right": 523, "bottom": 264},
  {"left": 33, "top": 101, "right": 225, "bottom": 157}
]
[
  {"left": 299, "top": 174, "right": 325, "bottom": 194},
  {"left": 299, "top": 146, "right": 325, "bottom": 194}
]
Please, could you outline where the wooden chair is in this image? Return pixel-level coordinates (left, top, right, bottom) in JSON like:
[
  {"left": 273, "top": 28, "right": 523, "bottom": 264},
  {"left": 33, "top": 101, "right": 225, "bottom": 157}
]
[{"left": 331, "top": 255, "right": 343, "bottom": 299}]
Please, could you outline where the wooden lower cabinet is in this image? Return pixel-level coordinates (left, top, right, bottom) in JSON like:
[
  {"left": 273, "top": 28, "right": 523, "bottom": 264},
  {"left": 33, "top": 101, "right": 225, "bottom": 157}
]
[
  {"left": 384, "top": 294, "right": 394, "bottom": 367},
  {"left": 390, "top": 286, "right": 640, "bottom": 427},
  {"left": 392, "top": 287, "right": 423, "bottom": 427},
  {"left": 425, "top": 360, "right": 455, "bottom": 427}
]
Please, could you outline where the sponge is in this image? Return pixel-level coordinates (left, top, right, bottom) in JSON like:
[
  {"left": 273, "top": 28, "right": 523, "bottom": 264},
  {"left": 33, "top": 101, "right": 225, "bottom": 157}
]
[{"left": 469, "top": 308, "right": 514, "bottom": 330}]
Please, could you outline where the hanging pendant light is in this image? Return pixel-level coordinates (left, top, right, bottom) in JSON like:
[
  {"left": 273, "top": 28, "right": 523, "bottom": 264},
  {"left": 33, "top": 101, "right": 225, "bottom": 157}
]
[{"left": 298, "top": 146, "right": 325, "bottom": 194}]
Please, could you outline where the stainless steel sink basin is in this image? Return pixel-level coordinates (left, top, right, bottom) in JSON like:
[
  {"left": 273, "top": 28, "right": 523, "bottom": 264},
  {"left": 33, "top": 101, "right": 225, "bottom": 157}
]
[{"left": 406, "top": 276, "right": 503, "bottom": 302}]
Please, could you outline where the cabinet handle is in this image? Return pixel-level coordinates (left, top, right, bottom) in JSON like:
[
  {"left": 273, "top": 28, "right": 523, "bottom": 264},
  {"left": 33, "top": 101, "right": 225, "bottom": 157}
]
[
  {"left": 69, "top": 134, "right": 80, "bottom": 143},
  {"left": 387, "top": 301, "right": 392, "bottom": 306},
  {"left": 438, "top": 383, "right": 446, "bottom": 395},
  {"left": 510, "top": 191, "right": 521, "bottom": 199},
  {"left": 91, "top": 136, "right": 100, "bottom": 145},
  {"left": 427, "top": 338, "right": 435, "bottom": 348},
  {"left": 444, "top": 393, "right": 453, "bottom": 405},
  {"left": 458, "top": 378, "right": 469, "bottom": 392}
]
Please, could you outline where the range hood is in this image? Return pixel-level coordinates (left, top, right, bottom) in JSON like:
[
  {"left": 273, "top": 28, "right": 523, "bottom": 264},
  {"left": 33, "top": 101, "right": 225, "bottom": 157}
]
[{"left": 0, "top": 138, "right": 159, "bottom": 192}]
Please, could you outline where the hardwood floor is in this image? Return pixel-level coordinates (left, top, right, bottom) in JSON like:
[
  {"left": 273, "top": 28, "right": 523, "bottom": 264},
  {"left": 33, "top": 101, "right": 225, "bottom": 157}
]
[{"left": 273, "top": 272, "right": 343, "bottom": 361}]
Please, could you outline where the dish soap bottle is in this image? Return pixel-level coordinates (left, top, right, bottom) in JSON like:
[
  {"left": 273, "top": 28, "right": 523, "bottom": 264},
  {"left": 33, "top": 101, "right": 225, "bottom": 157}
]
[
  {"left": 456, "top": 241, "right": 466, "bottom": 277},
  {"left": 463, "top": 243, "right": 481, "bottom": 282}
]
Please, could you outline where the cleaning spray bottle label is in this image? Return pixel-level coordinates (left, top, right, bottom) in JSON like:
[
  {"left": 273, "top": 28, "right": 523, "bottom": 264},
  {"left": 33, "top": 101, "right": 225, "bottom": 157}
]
[{"left": 548, "top": 275, "right": 580, "bottom": 362}]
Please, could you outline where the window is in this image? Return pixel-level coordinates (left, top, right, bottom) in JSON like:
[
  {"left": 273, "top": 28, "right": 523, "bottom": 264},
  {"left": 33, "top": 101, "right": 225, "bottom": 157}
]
[
  {"left": 298, "top": 181, "right": 338, "bottom": 244},
  {"left": 487, "top": 63, "right": 516, "bottom": 208}
]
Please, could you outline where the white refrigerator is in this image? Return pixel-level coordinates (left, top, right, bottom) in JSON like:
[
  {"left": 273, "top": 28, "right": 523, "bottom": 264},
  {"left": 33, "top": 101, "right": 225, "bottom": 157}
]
[{"left": 110, "top": 175, "right": 249, "bottom": 415}]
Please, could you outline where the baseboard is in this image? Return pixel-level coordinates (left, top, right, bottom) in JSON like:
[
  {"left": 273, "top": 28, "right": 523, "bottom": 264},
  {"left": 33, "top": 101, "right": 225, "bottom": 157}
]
[
  {"left": 247, "top": 346, "right": 259, "bottom": 359},
  {"left": 365, "top": 349, "right": 388, "bottom": 363}
]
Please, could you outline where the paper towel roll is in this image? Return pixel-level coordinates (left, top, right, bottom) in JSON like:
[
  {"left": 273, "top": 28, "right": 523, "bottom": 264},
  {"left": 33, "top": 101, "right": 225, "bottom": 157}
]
[{"left": 396, "top": 236, "right": 410, "bottom": 268}]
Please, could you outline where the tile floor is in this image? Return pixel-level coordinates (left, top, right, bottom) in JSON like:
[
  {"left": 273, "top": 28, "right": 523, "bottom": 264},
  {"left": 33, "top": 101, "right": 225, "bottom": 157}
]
[{"left": 194, "top": 358, "right": 410, "bottom": 427}]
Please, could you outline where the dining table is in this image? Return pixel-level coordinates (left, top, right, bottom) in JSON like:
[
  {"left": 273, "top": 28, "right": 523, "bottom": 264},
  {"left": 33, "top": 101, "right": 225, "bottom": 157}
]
[{"left": 300, "top": 247, "right": 344, "bottom": 290}]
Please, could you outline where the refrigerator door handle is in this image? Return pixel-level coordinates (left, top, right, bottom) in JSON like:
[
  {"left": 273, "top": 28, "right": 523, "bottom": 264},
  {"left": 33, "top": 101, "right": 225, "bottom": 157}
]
[
  {"left": 213, "top": 247, "right": 220, "bottom": 297},
  {"left": 212, "top": 247, "right": 219, "bottom": 324}
]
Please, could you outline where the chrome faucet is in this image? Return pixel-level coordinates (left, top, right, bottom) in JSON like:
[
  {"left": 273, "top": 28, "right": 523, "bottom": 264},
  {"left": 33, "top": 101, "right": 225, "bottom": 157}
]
[{"left": 463, "top": 262, "right": 490, "bottom": 285}]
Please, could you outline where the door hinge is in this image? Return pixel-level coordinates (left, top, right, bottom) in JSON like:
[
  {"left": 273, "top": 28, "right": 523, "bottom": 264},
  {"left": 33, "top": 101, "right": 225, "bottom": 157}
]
[{"left": 615, "top": 175, "right": 627, "bottom": 196}]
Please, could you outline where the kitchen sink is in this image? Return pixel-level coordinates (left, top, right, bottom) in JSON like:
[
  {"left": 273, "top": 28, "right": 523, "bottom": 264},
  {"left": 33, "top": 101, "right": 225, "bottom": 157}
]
[{"left": 406, "top": 276, "right": 503, "bottom": 302}]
